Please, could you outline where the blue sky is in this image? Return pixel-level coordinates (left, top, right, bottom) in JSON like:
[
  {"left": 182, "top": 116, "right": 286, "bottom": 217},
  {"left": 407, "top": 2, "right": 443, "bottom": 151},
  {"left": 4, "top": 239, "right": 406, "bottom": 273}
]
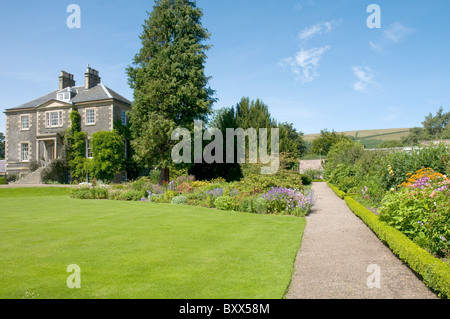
[{"left": 1, "top": 0, "right": 449, "bottom": 135}]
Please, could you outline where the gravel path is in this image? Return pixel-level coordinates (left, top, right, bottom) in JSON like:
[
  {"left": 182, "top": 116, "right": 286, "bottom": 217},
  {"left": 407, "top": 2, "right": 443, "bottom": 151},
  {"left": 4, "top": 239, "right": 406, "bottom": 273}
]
[{"left": 286, "top": 182, "right": 439, "bottom": 299}]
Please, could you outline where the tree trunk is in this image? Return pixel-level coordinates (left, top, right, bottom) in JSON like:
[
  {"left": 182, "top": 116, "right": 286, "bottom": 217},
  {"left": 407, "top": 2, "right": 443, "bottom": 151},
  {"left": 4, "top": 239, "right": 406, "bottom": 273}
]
[{"left": 159, "top": 168, "right": 170, "bottom": 185}]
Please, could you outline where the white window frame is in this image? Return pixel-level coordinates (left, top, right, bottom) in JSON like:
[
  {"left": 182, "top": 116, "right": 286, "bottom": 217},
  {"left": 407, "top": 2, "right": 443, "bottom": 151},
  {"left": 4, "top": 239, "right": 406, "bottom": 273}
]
[
  {"left": 57, "top": 91, "right": 71, "bottom": 102},
  {"left": 45, "top": 111, "right": 63, "bottom": 128},
  {"left": 121, "top": 110, "right": 127, "bottom": 126},
  {"left": 86, "top": 108, "right": 96, "bottom": 126},
  {"left": 86, "top": 139, "right": 93, "bottom": 159},
  {"left": 21, "top": 142, "right": 30, "bottom": 162},
  {"left": 20, "top": 114, "right": 30, "bottom": 131}
]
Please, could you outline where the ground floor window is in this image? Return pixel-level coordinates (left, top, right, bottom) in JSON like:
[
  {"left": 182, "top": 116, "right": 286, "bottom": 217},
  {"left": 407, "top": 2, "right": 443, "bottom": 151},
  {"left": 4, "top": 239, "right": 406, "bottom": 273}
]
[
  {"left": 86, "top": 139, "right": 93, "bottom": 158},
  {"left": 21, "top": 143, "right": 29, "bottom": 162}
]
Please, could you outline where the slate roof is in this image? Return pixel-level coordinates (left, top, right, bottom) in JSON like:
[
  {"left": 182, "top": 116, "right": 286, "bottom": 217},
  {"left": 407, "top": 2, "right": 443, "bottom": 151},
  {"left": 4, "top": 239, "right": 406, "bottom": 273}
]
[{"left": 5, "top": 83, "right": 131, "bottom": 111}]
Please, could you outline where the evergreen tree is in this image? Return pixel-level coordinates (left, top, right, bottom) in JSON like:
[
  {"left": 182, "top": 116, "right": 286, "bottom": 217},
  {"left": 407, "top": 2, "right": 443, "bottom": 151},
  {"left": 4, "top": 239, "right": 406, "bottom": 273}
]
[
  {"left": 127, "top": 0, "right": 215, "bottom": 184},
  {"left": 64, "top": 110, "right": 87, "bottom": 182},
  {"left": 0, "top": 132, "right": 5, "bottom": 159}
]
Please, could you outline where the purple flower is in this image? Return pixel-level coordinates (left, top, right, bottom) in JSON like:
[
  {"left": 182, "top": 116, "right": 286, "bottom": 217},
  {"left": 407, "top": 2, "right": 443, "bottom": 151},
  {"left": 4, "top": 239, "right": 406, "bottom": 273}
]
[{"left": 413, "top": 177, "right": 430, "bottom": 189}]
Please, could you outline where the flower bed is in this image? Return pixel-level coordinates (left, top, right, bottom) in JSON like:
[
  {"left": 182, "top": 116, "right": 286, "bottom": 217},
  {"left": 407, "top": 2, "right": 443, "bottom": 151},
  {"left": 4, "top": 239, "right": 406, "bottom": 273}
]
[
  {"left": 70, "top": 171, "right": 315, "bottom": 218},
  {"left": 379, "top": 168, "right": 449, "bottom": 259}
]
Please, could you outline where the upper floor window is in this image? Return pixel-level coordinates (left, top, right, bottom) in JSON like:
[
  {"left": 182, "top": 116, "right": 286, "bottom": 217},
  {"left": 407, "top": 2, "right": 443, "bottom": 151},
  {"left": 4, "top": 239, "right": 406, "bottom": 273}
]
[
  {"left": 46, "top": 111, "right": 63, "bottom": 128},
  {"left": 21, "top": 115, "right": 30, "bottom": 130},
  {"left": 57, "top": 92, "right": 71, "bottom": 102},
  {"left": 86, "top": 109, "right": 96, "bottom": 125},
  {"left": 121, "top": 110, "right": 127, "bottom": 126},
  {"left": 56, "top": 88, "right": 74, "bottom": 102}
]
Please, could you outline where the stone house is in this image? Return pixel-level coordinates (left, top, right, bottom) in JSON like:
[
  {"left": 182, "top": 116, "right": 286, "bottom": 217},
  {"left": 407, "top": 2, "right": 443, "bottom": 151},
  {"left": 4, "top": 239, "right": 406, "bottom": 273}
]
[{"left": 3, "top": 66, "right": 132, "bottom": 180}]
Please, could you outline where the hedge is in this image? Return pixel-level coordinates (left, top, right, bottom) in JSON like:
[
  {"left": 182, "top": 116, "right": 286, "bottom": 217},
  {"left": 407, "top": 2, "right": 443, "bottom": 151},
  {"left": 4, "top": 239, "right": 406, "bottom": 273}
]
[
  {"left": 344, "top": 196, "right": 450, "bottom": 299},
  {"left": 327, "top": 182, "right": 347, "bottom": 199}
]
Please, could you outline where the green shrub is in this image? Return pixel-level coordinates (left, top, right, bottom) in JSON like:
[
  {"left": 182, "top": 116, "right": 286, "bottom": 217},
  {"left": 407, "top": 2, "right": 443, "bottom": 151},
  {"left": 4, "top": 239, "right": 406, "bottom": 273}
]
[
  {"left": 148, "top": 169, "right": 161, "bottom": 184},
  {"left": 302, "top": 168, "right": 324, "bottom": 180},
  {"left": 238, "top": 198, "right": 253, "bottom": 213},
  {"left": 41, "top": 159, "right": 70, "bottom": 184},
  {"left": 253, "top": 196, "right": 268, "bottom": 214},
  {"left": 6, "top": 174, "right": 18, "bottom": 183},
  {"left": 70, "top": 187, "right": 108, "bottom": 199},
  {"left": 214, "top": 195, "right": 234, "bottom": 211},
  {"left": 171, "top": 195, "right": 187, "bottom": 205},
  {"left": 163, "top": 189, "right": 177, "bottom": 203},
  {"left": 0, "top": 176, "right": 5, "bottom": 185},
  {"left": 119, "top": 190, "right": 144, "bottom": 201},
  {"left": 129, "top": 177, "right": 153, "bottom": 199},
  {"left": 108, "top": 189, "right": 126, "bottom": 200},
  {"left": 300, "top": 175, "right": 312, "bottom": 186},
  {"left": 327, "top": 182, "right": 347, "bottom": 199},
  {"left": 149, "top": 193, "right": 164, "bottom": 203}
]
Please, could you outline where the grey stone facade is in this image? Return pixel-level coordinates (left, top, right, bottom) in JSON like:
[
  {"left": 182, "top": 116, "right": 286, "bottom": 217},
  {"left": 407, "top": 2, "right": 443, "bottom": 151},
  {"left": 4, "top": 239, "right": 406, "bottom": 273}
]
[{"left": 4, "top": 66, "right": 131, "bottom": 178}]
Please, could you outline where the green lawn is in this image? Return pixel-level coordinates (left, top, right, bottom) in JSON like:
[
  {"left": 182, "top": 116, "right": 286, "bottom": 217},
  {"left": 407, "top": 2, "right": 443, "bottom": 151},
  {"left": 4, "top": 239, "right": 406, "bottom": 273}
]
[{"left": 0, "top": 187, "right": 305, "bottom": 299}]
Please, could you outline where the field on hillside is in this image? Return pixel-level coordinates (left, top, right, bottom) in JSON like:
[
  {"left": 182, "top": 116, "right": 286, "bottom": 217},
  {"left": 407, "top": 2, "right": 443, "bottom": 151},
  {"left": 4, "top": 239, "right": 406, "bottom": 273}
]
[
  {"left": 304, "top": 128, "right": 411, "bottom": 149},
  {"left": 0, "top": 187, "right": 305, "bottom": 299}
]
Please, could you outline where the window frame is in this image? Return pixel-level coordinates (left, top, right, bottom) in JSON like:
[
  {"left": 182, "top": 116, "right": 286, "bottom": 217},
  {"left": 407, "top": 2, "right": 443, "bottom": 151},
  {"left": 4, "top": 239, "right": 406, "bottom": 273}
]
[
  {"left": 20, "top": 114, "right": 30, "bottom": 131},
  {"left": 45, "top": 111, "right": 63, "bottom": 128},
  {"left": 86, "top": 108, "right": 96, "bottom": 126},
  {"left": 86, "top": 138, "right": 93, "bottom": 159},
  {"left": 20, "top": 142, "right": 30, "bottom": 162},
  {"left": 121, "top": 110, "right": 127, "bottom": 126}
]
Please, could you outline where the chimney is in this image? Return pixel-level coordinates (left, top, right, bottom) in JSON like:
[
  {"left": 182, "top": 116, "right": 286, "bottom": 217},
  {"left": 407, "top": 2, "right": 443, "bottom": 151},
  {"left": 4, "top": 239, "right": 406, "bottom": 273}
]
[
  {"left": 84, "top": 65, "right": 101, "bottom": 89},
  {"left": 59, "top": 71, "right": 76, "bottom": 90}
]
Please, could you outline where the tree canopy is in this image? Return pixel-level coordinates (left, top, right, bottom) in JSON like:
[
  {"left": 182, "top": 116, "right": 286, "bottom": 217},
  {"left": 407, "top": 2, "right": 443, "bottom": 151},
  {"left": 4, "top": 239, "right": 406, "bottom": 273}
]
[
  {"left": 402, "top": 107, "right": 450, "bottom": 145},
  {"left": 311, "top": 129, "right": 353, "bottom": 156}
]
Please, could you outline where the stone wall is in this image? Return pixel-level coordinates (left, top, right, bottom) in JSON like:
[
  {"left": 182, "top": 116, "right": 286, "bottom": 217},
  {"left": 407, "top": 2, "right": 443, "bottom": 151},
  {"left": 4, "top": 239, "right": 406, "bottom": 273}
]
[{"left": 299, "top": 159, "right": 325, "bottom": 174}]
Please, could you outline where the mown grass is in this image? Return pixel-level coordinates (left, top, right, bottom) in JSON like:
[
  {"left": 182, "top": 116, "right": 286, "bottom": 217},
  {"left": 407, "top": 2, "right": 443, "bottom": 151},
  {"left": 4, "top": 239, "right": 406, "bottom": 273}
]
[{"left": 0, "top": 187, "right": 305, "bottom": 299}]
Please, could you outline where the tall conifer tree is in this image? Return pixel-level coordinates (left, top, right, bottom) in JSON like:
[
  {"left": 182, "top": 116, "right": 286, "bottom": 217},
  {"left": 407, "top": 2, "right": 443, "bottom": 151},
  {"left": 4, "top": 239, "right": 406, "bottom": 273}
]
[{"left": 127, "top": 0, "right": 215, "bottom": 184}]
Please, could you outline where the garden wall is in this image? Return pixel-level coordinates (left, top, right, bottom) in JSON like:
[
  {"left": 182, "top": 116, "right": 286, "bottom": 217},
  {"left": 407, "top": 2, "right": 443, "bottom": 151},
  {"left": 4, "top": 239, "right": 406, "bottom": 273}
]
[{"left": 299, "top": 159, "right": 325, "bottom": 174}]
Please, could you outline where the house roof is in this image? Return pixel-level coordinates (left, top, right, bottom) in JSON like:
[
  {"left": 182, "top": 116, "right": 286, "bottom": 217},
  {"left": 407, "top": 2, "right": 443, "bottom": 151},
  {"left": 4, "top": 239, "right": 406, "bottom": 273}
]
[{"left": 5, "top": 83, "right": 131, "bottom": 111}]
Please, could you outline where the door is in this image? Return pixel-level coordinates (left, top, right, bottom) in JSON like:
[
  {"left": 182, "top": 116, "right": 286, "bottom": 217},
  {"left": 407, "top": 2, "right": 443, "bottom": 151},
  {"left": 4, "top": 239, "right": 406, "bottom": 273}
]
[{"left": 47, "top": 143, "right": 55, "bottom": 161}]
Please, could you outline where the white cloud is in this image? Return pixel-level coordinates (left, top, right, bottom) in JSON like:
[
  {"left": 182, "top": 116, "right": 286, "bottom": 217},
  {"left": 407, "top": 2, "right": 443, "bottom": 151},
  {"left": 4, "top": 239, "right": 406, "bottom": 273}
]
[
  {"left": 293, "top": 1, "right": 314, "bottom": 11},
  {"left": 352, "top": 66, "right": 374, "bottom": 92},
  {"left": 298, "top": 20, "right": 340, "bottom": 40},
  {"left": 293, "top": 3, "right": 303, "bottom": 11},
  {"left": 281, "top": 46, "right": 331, "bottom": 83},
  {"left": 370, "top": 22, "right": 414, "bottom": 52}
]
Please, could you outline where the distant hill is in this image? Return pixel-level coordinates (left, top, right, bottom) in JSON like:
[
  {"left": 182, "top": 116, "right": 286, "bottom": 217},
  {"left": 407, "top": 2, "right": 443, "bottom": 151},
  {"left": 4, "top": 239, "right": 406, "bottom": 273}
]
[{"left": 304, "top": 128, "right": 411, "bottom": 149}]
